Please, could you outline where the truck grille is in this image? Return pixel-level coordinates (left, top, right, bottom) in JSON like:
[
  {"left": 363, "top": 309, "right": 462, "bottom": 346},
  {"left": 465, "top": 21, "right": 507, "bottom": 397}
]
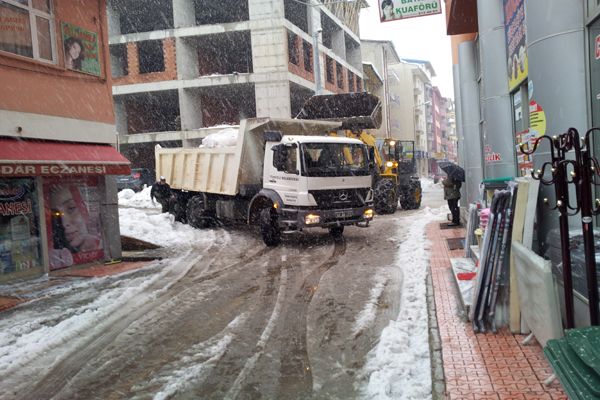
[{"left": 309, "top": 189, "right": 370, "bottom": 209}]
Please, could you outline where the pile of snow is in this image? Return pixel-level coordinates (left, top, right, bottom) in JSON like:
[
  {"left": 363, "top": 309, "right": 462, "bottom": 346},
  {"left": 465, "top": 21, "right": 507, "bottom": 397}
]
[
  {"left": 119, "top": 208, "right": 214, "bottom": 248},
  {"left": 360, "top": 206, "right": 445, "bottom": 400},
  {"left": 118, "top": 186, "right": 159, "bottom": 209},
  {"left": 200, "top": 127, "right": 239, "bottom": 148},
  {"left": 420, "top": 177, "right": 438, "bottom": 192}
]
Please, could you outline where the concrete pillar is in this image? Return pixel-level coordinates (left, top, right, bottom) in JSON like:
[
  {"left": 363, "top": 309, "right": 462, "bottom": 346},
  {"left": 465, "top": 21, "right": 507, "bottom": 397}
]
[
  {"left": 100, "top": 175, "right": 122, "bottom": 261},
  {"left": 106, "top": 1, "right": 121, "bottom": 37},
  {"left": 178, "top": 88, "right": 203, "bottom": 130},
  {"left": 458, "top": 41, "right": 483, "bottom": 205},
  {"left": 332, "top": 29, "right": 346, "bottom": 60},
  {"left": 114, "top": 97, "right": 128, "bottom": 136},
  {"left": 453, "top": 65, "right": 468, "bottom": 208},
  {"left": 477, "top": 0, "right": 515, "bottom": 179},
  {"left": 172, "top": 0, "right": 196, "bottom": 28},
  {"left": 525, "top": 0, "right": 586, "bottom": 241},
  {"left": 175, "top": 38, "right": 198, "bottom": 80},
  {"left": 255, "top": 81, "right": 291, "bottom": 118}
]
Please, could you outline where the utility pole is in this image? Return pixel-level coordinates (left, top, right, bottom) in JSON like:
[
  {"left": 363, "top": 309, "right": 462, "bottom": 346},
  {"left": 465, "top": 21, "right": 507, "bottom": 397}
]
[
  {"left": 382, "top": 46, "right": 391, "bottom": 138},
  {"left": 312, "top": 28, "right": 323, "bottom": 95}
]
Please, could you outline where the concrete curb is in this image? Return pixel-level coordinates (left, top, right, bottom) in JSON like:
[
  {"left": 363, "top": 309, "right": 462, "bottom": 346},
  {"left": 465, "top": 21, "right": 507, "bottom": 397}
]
[{"left": 427, "top": 264, "right": 446, "bottom": 399}]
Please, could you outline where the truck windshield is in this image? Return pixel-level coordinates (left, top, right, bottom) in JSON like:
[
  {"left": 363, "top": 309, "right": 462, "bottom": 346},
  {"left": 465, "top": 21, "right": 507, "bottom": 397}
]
[{"left": 300, "top": 143, "right": 370, "bottom": 177}]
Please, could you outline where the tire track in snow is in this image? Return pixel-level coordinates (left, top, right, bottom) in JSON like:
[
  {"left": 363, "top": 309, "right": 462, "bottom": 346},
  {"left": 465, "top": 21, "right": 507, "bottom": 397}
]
[
  {"left": 278, "top": 237, "right": 347, "bottom": 398},
  {"left": 223, "top": 263, "right": 289, "bottom": 400}
]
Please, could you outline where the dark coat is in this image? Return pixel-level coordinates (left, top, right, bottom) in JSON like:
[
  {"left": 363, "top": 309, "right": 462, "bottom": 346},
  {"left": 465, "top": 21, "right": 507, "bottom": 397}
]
[
  {"left": 443, "top": 177, "right": 461, "bottom": 200},
  {"left": 151, "top": 182, "right": 172, "bottom": 202}
]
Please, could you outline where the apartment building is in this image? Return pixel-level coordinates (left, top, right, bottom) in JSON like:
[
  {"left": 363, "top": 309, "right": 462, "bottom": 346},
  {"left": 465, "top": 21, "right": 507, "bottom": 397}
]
[
  {"left": 106, "top": 0, "right": 366, "bottom": 168},
  {"left": 0, "top": 0, "right": 127, "bottom": 282}
]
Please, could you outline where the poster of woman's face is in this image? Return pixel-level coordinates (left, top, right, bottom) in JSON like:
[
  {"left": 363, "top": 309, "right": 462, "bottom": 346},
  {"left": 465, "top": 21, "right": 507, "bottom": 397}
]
[
  {"left": 44, "top": 177, "right": 103, "bottom": 270},
  {"left": 63, "top": 36, "right": 84, "bottom": 71},
  {"left": 380, "top": 0, "right": 395, "bottom": 21}
]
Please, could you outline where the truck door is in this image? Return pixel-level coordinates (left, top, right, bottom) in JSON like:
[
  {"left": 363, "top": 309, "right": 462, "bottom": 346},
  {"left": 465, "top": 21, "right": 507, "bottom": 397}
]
[{"left": 266, "top": 143, "right": 301, "bottom": 206}]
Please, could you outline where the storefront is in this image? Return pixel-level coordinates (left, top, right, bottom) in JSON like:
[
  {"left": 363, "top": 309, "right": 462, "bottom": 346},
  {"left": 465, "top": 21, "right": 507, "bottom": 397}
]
[{"left": 0, "top": 138, "right": 129, "bottom": 282}]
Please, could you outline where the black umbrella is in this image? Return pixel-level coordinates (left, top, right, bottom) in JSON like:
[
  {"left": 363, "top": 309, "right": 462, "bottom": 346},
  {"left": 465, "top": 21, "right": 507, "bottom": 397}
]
[{"left": 437, "top": 161, "right": 465, "bottom": 182}]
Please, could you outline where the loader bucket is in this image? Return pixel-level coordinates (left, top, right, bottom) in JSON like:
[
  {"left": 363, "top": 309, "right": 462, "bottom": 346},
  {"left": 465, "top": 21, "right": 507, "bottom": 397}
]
[{"left": 296, "top": 92, "right": 383, "bottom": 130}]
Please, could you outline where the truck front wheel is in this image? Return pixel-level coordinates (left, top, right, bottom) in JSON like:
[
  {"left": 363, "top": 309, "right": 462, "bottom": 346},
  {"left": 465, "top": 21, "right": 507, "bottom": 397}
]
[
  {"left": 187, "top": 195, "right": 211, "bottom": 229},
  {"left": 260, "top": 208, "right": 281, "bottom": 246}
]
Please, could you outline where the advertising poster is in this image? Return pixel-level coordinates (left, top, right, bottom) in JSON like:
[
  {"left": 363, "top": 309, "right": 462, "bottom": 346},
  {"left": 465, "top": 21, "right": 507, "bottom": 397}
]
[
  {"left": 0, "top": 178, "right": 42, "bottom": 274},
  {"left": 61, "top": 21, "right": 101, "bottom": 76},
  {"left": 503, "top": 0, "right": 527, "bottom": 91},
  {"left": 379, "top": 0, "right": 442, "bottom": 22},
  {"left": 515, "top": 129, "right": 535, "bottom": 176},
  {"left": 44, "top": 177, "right": 104, "bottom": 270},
  {"left": 529, "top": 100, "right": 547, "bottom": 137}
]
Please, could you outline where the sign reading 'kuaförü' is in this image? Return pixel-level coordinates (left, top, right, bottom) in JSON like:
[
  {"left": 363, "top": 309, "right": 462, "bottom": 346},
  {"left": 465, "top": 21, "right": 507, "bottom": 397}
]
[{"left": 379, "top": 0, "right": 442, "bottom": 22}]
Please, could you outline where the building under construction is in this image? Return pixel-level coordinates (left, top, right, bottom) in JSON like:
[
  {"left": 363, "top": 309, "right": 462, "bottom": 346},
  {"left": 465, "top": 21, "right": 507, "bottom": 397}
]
[{"left": 107, "top": 0, "right": 367, "bottom": 168}]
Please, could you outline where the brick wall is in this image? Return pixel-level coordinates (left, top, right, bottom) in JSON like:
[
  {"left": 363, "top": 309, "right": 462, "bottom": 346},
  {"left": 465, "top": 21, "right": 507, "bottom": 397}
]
[
  {"left": 287, "top": 33, "right": 314, "bottom": 83},
  {"left": 112, "top": 38, "right": 177, "bottom": 85}
]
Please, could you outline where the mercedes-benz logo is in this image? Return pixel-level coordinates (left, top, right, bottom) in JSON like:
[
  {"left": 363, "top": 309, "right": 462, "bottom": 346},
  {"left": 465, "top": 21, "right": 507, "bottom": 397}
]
[{"left": 339, "top": 191, "right": 349, "bottom": 201}]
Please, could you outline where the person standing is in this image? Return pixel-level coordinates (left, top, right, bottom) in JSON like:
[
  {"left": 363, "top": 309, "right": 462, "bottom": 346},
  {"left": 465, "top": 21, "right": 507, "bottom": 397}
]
[
  {"left": 151, "top": 176, "right": 173, "bottom": 213},
  {"left": 443, "top": 175, "right": 461, "bottom": 226}
]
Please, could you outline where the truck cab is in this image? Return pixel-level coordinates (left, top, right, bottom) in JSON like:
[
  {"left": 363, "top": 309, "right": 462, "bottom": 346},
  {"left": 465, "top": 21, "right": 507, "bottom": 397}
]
[{"left": 253, "top": 134, "right": 374, "bottom": 245}]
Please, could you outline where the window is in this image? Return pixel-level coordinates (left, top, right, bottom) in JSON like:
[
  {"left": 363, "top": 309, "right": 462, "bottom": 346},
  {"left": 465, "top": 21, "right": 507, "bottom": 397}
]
[
  {"left": 137, "top": 40, "right": 164, "bottom": 74},
  {"left": 302, "top": 40, "right": 312, "bottom": 72},
  {"left": 0, "top": 0, "right": 54, "bottom": 62},
  {"left": 287, "top": 31, "right": 299, "bottom": 66},
  {"left": 348, "top": 72, "right": 355, "bottom": 92},
  {"left": 336, "top": 61, "right": 344, "bottom": 89},
  {"left": 326, "top": 56, "right": 334, "bottom": 83}
]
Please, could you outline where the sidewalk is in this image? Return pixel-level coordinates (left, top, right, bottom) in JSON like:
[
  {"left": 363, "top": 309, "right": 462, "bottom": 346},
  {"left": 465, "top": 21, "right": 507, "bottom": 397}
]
[
  {"left": 0, "top": 260, "right": 151, "bottom": 312},
  {"left": 427, "top": 221, "right": 567, "bottom": 399}
]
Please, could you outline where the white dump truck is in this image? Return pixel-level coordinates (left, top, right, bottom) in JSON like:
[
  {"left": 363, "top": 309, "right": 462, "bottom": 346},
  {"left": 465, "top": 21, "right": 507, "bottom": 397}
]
[{"left": 155, "top": 117, "right": 374, "bottom": 246}]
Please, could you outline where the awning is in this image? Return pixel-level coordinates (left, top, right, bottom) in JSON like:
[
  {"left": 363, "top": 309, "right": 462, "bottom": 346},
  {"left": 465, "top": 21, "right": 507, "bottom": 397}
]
[{"left": 0, "top": 139, "right": 131, "bottom": 177}]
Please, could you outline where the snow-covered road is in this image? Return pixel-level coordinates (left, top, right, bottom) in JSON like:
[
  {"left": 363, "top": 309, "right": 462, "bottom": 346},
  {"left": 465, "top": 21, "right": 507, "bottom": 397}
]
[{"left": 0, "top": 181, "right": 447, "bottom": 400}]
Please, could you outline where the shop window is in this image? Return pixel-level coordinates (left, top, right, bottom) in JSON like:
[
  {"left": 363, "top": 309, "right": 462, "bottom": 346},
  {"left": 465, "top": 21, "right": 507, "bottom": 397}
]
[
  {"left": 326, "top": 56, "right": 334, "bottom": 84},
  {"left": 303, "top": 40, "right": 312, "bottom": 72},
  {"left": 287, "top": 31, "right": 299, "bottom": 66},
  {"left": 0, "top": 178, "right": 43, "bottom": 275},
  {"left": 336, "top": 61, "right": 343, "bottom": 89},
  {"left": 44, "top": 177, "right": 104, "bottom": 270},
  {"left": 138, "top": 40, "right": 164, "bottom": 74},
  {"left": 0, "top": 0, "right": 55, "bottom": 62}
]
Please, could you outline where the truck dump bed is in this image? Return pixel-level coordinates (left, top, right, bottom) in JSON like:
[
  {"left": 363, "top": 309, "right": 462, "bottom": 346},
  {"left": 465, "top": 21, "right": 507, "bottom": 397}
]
[{"left": 155, "top": 118, "right": 342, "bottom": 196}]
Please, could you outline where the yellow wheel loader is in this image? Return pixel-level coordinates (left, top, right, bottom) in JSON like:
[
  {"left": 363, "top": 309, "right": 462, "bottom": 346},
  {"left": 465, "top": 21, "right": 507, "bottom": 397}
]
[{"left": 297, "top": 92, "right": 422, "bottom": 214}]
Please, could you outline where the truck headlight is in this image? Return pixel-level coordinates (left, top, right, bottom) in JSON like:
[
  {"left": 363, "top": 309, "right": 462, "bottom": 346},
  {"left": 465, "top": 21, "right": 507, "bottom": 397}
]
[
  {"left": 363, "top": 208, "right": 374, "bottom": 219},
  {"left": 305, "top": 214, "right": 320, "bottom": 224}
]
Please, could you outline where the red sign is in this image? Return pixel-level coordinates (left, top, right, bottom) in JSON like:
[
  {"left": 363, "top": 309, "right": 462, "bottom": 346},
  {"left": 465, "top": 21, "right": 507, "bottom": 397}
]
[
  {"left": 0, "top": 164, "right": 130, "bottom": 177},
  {"left": 596, "top": 34, "right": 600, "bottom": 60}
]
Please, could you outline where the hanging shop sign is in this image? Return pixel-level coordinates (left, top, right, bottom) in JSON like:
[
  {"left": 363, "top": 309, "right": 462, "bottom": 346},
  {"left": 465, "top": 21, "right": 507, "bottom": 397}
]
[
  {"left": 503, "top": 0, "right": 528, "bottom": 91},
  {"left": 529, "top": 100, "right": 547, "bottom": 137},
  {"left": 0, "top": 178, "right": 42, "bottom": 275},
  {"left": 44, "top": 177, "right": 104, "bottom": 270},
  {"left": 0, "top": 164, "right": 128, "bottom": 177},
  {"left": 61, "top": 21, "right": 101, "bottom": 76},
  {"left": 379, "top": 0, "right": 442, "bottom": 22}
]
